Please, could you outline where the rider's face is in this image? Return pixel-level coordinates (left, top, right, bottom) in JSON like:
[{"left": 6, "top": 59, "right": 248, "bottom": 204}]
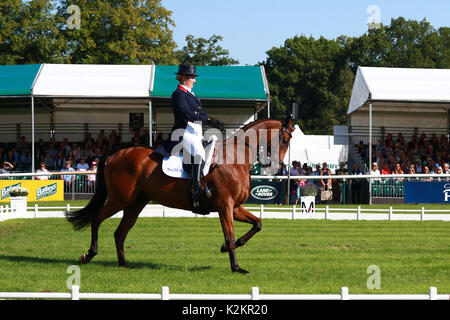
[{"left": 182, "top": 76, "right": 196, "bottom": 89}]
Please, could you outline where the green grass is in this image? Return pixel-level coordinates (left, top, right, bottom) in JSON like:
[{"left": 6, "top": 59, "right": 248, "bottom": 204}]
[{"left": 0, "top": 217, "right": 449, "bottom": 295}]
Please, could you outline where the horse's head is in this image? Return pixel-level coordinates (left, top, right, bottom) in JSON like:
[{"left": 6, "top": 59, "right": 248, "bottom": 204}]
[{"left": 276, "top": 117, "right": 295, "bottom": 170}]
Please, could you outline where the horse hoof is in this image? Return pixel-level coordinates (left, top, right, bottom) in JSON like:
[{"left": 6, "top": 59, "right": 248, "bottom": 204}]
[
  {"left": 118, "top": 263, "right": 130, "bottom": 268},
  {"left": 233, "top": 267, "right": 249, "bottom": 274},
  {"left": 79, "top": 254, "right": 90, "bottom": 264},
  {"left": 220, "top": 243, "right": 228, "bottom": 253}
]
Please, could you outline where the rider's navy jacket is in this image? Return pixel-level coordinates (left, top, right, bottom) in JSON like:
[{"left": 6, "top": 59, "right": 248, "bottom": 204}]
[{"left": 171, "top": 84, "right": 208, "bottom": 131}]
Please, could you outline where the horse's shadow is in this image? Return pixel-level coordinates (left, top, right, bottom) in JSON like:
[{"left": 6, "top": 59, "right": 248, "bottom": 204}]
[{"left": 0, "top": 254, "right": 211, "bottom": 272}]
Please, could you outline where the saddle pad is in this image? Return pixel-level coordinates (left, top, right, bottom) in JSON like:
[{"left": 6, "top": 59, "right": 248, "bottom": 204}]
[{"left": 162, "top": 136, "right": 217, "bottom": 179}]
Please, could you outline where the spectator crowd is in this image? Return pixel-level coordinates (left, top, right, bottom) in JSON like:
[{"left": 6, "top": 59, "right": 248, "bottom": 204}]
[
  {"left": 0, "top": 129, "right": 152, "bottom": 174},
  {"left": 357, "top": 132, "right": 450, "bottom": 177}
]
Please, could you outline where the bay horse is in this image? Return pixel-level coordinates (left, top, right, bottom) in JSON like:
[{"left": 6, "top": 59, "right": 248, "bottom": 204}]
[{"left": 66, "top": 118, "right": 295, "bottom": 273}]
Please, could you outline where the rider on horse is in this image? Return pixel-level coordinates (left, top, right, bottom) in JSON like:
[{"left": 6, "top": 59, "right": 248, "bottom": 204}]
[{"left": 169, "top": 64, "right": 225, "bottom": 211}]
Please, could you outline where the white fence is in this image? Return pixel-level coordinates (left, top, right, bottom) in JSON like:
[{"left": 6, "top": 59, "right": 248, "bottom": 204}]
[
  {"left": 0, "top": 285, "right": 448, "bottom": 300},
  {"left": 2, "top": 203, "right": 450, "bottom": 222}
]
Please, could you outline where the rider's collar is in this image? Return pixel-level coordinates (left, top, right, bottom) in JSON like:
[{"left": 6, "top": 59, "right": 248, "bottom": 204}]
[{"left": 178, "top": 84, "right": 194, "bottom": 95}]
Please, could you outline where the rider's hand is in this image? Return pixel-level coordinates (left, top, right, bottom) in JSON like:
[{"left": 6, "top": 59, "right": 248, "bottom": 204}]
[{"left": 207, "top": 117, "right": 225, "bottom": 133}]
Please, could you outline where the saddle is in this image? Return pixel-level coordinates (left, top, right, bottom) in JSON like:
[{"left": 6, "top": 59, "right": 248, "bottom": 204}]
[
  {"left": 158, "top": 135, "right": 217, "bottom": 179},
  {"left": 155, "top": 136, "right": 218, "bottom": 215}
]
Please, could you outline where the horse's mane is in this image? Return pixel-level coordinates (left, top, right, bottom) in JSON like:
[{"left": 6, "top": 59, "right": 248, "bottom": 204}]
[{"left": 239, "top": 118, "right": 285, "bottom": 132}]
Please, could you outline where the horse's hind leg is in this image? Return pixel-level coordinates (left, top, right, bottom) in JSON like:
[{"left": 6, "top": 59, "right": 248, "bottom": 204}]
[
  {"left": 79, "top": 200, "right": 122, "bottom": 264},
  {"left": 114, "top": 194, "right": 148, "bottom": 267},
  {"left": 221, "top": 205, "right": 261, "bottom": 252}
]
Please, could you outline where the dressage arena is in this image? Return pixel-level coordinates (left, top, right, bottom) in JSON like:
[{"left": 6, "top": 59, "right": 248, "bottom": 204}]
[
  {"left": 0, "top": 65, "right": 449, "bottom": 300},
  {"left": 0, "top": 202, "right": 449, "bottom": 299}
]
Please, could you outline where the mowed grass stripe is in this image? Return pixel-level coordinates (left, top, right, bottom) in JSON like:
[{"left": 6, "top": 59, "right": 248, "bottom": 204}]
[{"left": 0, "top": 217, "right": 449, "bottom": 294}]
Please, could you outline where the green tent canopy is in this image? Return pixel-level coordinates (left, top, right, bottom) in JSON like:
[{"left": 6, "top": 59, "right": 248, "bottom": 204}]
[
  {"left": 151, "top": 65, "right": 269, "bottom": 101},
  {"left": 0, "top": 64, "right": 41, "bottom": 96}
]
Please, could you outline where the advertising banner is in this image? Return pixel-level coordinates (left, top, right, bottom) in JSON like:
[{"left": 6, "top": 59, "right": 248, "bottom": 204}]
[
  {"left": 404, "top": 181, "right": 450, "bottom": 204},
  {"left": 246, "top": 180, "right": 286, "bottom": 204},
  {"left": 0, "top": 180, "right": 64, "bottom": 202}
]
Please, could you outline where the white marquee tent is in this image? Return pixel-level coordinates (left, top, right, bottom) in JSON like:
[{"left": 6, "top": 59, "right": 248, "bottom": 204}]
[
  {"left": 347, "top": 66, "right": 450, "bottom": 175},
  {"left": 284, "top": 125, "right": 348, "bottom": 173}
]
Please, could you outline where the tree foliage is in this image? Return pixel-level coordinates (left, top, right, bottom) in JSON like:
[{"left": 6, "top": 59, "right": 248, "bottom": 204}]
[
  {"left": 0, "top": 0, "right": 67, "bottom": 64},
  {"left": 263, "top": 17, "right": 450, "bottom": 134},
  {"left": 56, "top": 0, "right": 178, "bottom": 64},
  {"left": 176, "top": 34, "right": 239, "bottom": 66},
  {"left": 0, "top": 0, "right": 179, "bottom": 64}
]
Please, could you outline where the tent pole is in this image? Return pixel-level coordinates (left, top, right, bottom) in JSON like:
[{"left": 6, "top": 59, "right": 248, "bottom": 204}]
[
  {"left": 31, "top": 95, "right": 35, "bottom": 176},
  {"left": 286, "top": 140, "right": 291, "bottom": 205},
  {"left": 148, "top": 99, "right": 153, "bottom": 147},
  {"left": 369, "top": 103, "right": 372, "bottom": 205}
]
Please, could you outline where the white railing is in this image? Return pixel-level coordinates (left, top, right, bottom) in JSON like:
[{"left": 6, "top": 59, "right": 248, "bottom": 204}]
[
  {"left": 0, "top": 285, "right": 448, "bottom": 300},
  {"left": 1, "top": 204, "right": 450, "bottom": 222}
]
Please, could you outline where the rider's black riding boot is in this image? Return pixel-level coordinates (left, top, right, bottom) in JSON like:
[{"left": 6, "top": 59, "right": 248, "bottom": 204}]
[{"left": 191, "top": 160, "right": 204, "bottom": 202}]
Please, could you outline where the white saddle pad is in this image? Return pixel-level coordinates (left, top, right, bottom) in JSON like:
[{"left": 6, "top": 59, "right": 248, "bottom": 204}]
[{"left": 162, "top": 136, "right": 217, "bottom": 179}]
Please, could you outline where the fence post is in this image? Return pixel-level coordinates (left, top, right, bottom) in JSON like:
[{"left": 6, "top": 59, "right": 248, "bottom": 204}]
[
  {"left": 421, "top": 207, "right": 425, "bottom": 221},
  {"left": 357, "top": 206, "right": 361, "bottom": 221},
  {"left": 341, "top": 287, "right": 349, "bottom": 300},
  {"left": 66, "top": 203, "right": 70, "bottom": 214},
  {"left": 260, "top": 204, "right": 264, "bottom": 219},
  {"left": 389, "top": 206, "right": 393, "bottom": 221},
  {"left": 325, "top": 205, "right": 329, "bottom": 220},
  {"left": 34, "top": 204, "right": 38, "bottom": 218},
  {"left": 429, "top": 287, "right": 437, "bottom": 300},
  {"left": 71, "top": 285, "right": 80, "bottom": 300},
  {"left": 162, "top": 286, "right": 170, "bottom": 300},
  {"left": 292, "top": 205, "right": 296, "bottom": 220},
  {"left": 251, "top": 287, "right": 260, "bottom": 300}
]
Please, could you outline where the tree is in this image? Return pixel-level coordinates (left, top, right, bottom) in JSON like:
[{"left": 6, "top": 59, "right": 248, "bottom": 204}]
[
  {"left": 176, "top": 34, "right": 239, "bottom": 66},
  {"left": 346, "top": 17, "right": 450, "bottom": 70},
  {"left": 262, "top": 17, "right": 449, "bottom": 134},
  {"left": 56, "top": 0, "right": 178, "bottom": 64},
  {"left": 263, "top": 35, "right": 349, "bottom": 134},
  {"left": 0, "top": 0, "right": 67, "bottom": 64}
]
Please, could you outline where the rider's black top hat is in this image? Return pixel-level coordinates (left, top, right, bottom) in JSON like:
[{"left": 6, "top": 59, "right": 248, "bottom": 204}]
[{"left": 175, "top": 64, "right": 198, "bottom": 77}]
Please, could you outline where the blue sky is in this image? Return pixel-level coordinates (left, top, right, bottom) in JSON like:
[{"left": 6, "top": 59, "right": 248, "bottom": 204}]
[{"left": 162, "top": 0, "right": 450, "bottom": 65}]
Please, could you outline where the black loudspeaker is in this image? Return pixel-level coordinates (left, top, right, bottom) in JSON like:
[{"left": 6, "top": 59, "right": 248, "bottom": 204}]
[{"left": 287, "top": 103, "right": 299, "bottom": 120}]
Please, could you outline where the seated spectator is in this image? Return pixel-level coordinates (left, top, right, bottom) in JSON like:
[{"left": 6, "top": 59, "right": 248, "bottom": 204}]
[
  {"left": 350, "top": 163, "right": 362, "bottom": 204},
  {"left": 44, "top": 152, "right": 54, "bottom": 170},
  {"left": 0, "top": 161, "right": 14, "bottom": 174},
  {"left": 53, "top": 151, "right": 66, "bottom": 171},
  {"left": 370, "top": 162, "right": 381, "bottom": 182},
  {"left": 76, "top": 157, "right": 89, "bottom": 171},
  {"left": 422, "top": 165, "right": 432, "bottom": 181},
  {"left": 87, "top": 161, "right": 97, "bottom": 191},
  {"left": 36, "top": 162, "right": 51, "bottom": 180},
  {"left": 434, "top": 166, "right": 444, "bottom": 181},
  {"left": 392, "top": 162, "right": 404, "bottom": 182},
  {"left": 61, "top": 161, "right": 76, "bottom": 191},
  {"left": 17, "top": 148, "right": 31, "bottom": 171},
  {"left": 381, "top": 162, "right": 391, "bottom": 175}
]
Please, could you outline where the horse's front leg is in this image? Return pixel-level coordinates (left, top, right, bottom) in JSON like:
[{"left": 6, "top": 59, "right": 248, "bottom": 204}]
[
  {"left": 218, "top": 204, "right": 249, "bottom": 274},
  {"left": 221, "top": 205, "right": 261, "bottom": 252}
]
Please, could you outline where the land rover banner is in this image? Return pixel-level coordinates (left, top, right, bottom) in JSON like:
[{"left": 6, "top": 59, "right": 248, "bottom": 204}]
[
  {"left": 246, "top": 180, "right": 286, "bottom": 204},
  {"left": 0, "top": 180, "right": 63, "bottom": 202}
]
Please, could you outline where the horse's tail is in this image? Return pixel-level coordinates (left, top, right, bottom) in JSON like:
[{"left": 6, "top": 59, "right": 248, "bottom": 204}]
[{"left": 65, "top": 155, "right": 108, "bottom": 231}]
